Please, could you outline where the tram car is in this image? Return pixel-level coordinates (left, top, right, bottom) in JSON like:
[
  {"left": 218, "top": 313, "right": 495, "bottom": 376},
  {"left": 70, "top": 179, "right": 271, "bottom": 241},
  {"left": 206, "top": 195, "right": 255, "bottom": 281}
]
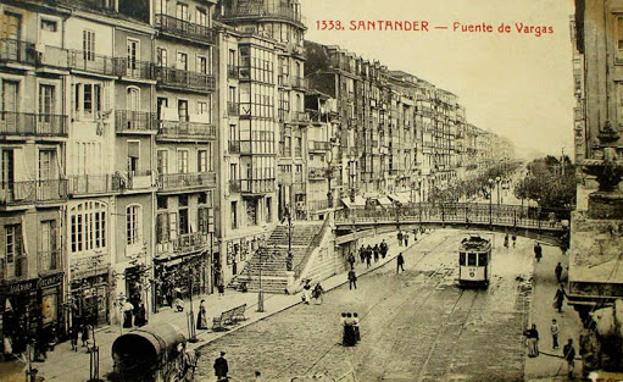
[{"left": 458, "top": 234, "right": 492, "bottom": 288}]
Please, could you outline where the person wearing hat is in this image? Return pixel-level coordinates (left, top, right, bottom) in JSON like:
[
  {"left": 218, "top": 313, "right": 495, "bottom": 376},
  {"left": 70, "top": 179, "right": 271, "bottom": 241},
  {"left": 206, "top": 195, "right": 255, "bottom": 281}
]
[{"left": 213, "top": 351, "right": 229, "bottom": 381}]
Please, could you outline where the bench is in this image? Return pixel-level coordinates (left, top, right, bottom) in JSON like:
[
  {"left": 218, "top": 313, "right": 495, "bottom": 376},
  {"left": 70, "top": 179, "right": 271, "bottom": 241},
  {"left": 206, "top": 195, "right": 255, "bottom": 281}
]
[{"left": 211, "top": 304, "right": 247, "bottom": 331}]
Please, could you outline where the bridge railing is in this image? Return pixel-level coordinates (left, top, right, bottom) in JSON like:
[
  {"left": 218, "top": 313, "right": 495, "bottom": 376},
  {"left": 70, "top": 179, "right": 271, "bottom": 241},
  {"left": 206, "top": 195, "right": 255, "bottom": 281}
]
[{"left": 334, "top": 203, "right": 569, "bottom": 230}]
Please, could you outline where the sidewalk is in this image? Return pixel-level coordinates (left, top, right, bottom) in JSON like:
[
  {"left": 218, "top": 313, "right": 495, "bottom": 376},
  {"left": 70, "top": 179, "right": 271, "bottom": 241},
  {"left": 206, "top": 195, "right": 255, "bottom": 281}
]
[
  {"left": 524, "top": 242, "right": 584, "bottom": 381},
  {"left": 33, "top": 229, "right": 415, "bottom": 381}
]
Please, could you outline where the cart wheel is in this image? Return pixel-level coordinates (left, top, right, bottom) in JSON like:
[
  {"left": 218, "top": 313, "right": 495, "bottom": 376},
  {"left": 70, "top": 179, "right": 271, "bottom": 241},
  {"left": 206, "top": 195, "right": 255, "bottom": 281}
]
[{"left": 163, "top": 369, "right": 180, "bottom": 382}]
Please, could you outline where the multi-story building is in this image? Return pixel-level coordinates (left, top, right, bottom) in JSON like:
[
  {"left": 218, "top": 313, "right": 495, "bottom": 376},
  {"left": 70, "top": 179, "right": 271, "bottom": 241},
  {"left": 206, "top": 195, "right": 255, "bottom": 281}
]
[{"left": 570, "top": 15, "right": 586, "bottom": 167}]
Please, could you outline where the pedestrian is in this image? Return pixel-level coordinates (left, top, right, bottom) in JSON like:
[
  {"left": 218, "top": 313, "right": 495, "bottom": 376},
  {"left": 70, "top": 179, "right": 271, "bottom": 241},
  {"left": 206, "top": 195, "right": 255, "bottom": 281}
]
[
  {"left": 563, "top": 338, "right": 576, "bottom": 379},
  {"left": 403, "top": 233, "right": 409, "bottom": 247},
  {"left": 174, "top": 287, "right": 184, "bottom": 311},
  {"left": 397, "top": 252, "right": 405, "bottom": 274},
  {"left": 69, "top": 325, "right": 78, "bottom": 352},
  {"left": 347, "top": 252, "right": 356, "bottom": 269},
  {"left": 213, "top": 351, "right": 229, "bottom": 382},
  {"left": 353, "top": 312, "right": 361, "bottom": 342},
  {"left": 359, "top": 245, "right": 365, "bottom": 263},
  {"left": 81, "top": 324, "right": 90, "bottom": 348},
  {"left": 397, "top": 231, "right": 403, "bottom": 246},
  {"left": 524, "top": 324, "right": 539, "bottom": 357},
  {"left": 554, "top": 285, "right": 567, "bottom": 313},
  {"left": 301, "top": 279, "right": 312, "bottom": 304},
  {"left": 312, "top": 282, "right": 324, "bottom": 304},
  {"left": 348, "top": 269, "right": 357, "bottom": 290},
  {"left": 365, "top": 251, "right": 371, "bottom": 269},
  {"left": 511, "top": 233, "right": 517, "bottom": 248},
  {"left": 550, "top": 318, "right": 560, "bottom": 349},
  {"left": 135, "top": 303, "right": 147, "bottom": 327},
  {"left": 342, "top": 313, "right": 356, "bottom": 347},
  {"left": 197, "top": 300, "right": 208, "bottom": 330},
  {"left": 504, "top": 233, "right": 509, "bottom": 248},
  {"left": 534, "top": 241, "right": 543, "bottom": 263},
  {"left": 217, "top": 281, "right": 225, "bottom": 297},
  {"left": 373, "top": 244, "right": 380, "bottom": 263},
  {"left": 555, "top": 262, "right": 563, "bottom": 284},
  {"left": 122, "top": 299, "right": 135, "bottom": 328},
  {"left": 380, "top": 240, "right": 388, "bottom": 259}
]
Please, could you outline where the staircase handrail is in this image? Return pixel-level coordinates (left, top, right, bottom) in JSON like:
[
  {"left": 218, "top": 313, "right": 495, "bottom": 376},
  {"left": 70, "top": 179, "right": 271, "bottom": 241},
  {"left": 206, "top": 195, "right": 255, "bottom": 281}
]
[{"left": 293, "top": 217, "right": 331, "bottom": 277}]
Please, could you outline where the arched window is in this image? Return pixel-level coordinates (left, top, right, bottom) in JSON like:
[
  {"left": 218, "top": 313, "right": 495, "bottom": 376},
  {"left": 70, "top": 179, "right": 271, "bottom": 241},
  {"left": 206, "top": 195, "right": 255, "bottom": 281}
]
[
  {"left": 126, "top": 87, "right": 140, "bottom": 111},
  {"left": 70, "top": 201, "right": 107, "bottom": 254},
  {"left": 126, "top": 204, "right": 142, "bottom": 245}
]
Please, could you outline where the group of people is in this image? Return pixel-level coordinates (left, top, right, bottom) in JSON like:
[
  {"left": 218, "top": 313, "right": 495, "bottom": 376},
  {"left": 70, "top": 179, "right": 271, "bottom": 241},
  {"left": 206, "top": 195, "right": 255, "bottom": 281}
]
[
  {"left": 301, "top": 280, "right": 325, "bottom": 305},
  {"left": 341, "top": 312, "right": 361, "bottom": 347},
  {"left": 353, "top": 239, "right": 390, "bottom": 269},
  {"left": 122, "top": 299, "right": 148, "bottom": 329},
  {"left": 503, "top": 232, "right": 517, "bottom": 248}
]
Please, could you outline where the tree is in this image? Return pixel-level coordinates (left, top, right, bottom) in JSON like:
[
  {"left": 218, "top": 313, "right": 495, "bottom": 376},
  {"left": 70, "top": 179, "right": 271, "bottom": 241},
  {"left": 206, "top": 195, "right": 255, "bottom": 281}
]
[{"left": 514, "top": 156, "right": 576, "bottom": 209}]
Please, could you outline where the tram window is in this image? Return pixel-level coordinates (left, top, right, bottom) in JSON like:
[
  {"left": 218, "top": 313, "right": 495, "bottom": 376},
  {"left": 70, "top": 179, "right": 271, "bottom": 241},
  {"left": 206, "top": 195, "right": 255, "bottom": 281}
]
[
  {"left": 478, "top": 253, "right": 488, "bottom": 266},
  {"left": 467, "top": 253, "right": 477, "bottom": 266},
  {"left": 459, "top": 252, "right": 466, "bottom": 265}
]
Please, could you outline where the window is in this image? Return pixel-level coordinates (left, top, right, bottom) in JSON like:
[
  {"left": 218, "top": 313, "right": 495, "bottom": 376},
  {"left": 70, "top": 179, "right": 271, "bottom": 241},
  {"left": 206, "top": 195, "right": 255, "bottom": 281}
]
[
  {"left": 82, "top": 30, "right": 95, "bottom": 61},
  {"left": 41, "top": 19, "right": 58, "bottom": 32},
  {"left": 157, "top": 150, "right": 168, "bottom": 175},
  {"left": 228, "top": 49, "right": 236, "bottom": 67},
  {"left": 157, "top": 48, "right": 168, "bottom": 67},
  {"left": 196, "top": 8, "right": 207, "bottom": 26},
  {"left": 467, "top": 253, "right": 477, "bottom": 266},
  {"left": 178, "top": 99, "right": 188, "bottom": 121},
  {"left": 39, "top": 84, "right": 55, "bottom": 117},
  {"left": 157, "top": 196, "right": 168, "bottom": 210},
  {"left": 618, "top": 17, "right": 623, "bottom": 61},
  {"left": 127, "top": 141, "right": 140, "bottom": 174},
  {"left": 231, "top": 201, "right": 238, "bottom": 229},
  {"left": 176, "top": 2, "right": 188, "bottom": 20},
  {"left": 74, "top": 83, "right": 102, "bottom": 118},
  {"left": 177, "top": 150, "right": 188, "bottom": 173},
  {"left": 230, "top": 163, "right": 238, "bottom": 181},
  {"left": 198, "top": 150, "right": 208, "bottom": 173},
  {"left": 197, "top": 101, "right": 208, "bottom": 115},
  {"left": 127, "top": 39, "right": 139, "bottom": 69},
  {"left": 4, "top": 224, "right": 22, "bottom": 265},
  {"left": 198, "top": 207, "right": 209, "bottom": 234},
  {"left": 197, "top": 56, "right": 207, "bottom": 74},
  {"left": 157, "top": 97, "right": 168, "bottom": 119},
  {"left": 178, "top": 195, "right": 189, "bottom": 235},
  {"left": 126, "top": 205, "right": 141, "bottom": 245},
  {"left": 459, "top": 252, "right": 465, "bottom": 266},
  {"left": 127, "top": 87, "right": 140, "bottom": 110},
  {"left": 478, "top": 253, "right": 488, "bottom": 267},
  {"left": 177, "top": 52, "right": 188, "bottom": 71},
  {"left": 2, "top": 80, "right": 19, "bottom": 113},
  {"left": 266, "top": 197, "right": 272, "bottom": 223},
  {"left": 38, "top": 149, "right": 56, "bottom": 179},
  {"left": 70, "top": 201, "right": 107, "bottom": 254}
]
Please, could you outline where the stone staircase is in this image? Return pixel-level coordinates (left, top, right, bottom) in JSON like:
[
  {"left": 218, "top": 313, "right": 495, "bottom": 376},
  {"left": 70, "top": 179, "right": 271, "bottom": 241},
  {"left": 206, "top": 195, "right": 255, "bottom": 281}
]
[{"left": 231, "top": 221, "right": 326, "bottom": 293}]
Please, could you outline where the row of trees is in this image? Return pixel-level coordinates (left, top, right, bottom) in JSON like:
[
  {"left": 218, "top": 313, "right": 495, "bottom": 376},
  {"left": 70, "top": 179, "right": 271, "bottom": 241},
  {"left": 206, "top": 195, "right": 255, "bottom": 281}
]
[{"left": 514, "top": 156, "right": 576, "bottom": 209}]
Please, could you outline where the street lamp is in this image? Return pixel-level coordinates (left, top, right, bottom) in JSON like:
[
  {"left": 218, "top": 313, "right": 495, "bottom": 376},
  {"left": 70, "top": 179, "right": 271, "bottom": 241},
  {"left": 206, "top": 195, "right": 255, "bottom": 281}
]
[
  {"left": 495, "top": 176, "right": 502, "bottom": 206},
  {"left": 187, "top": 267, "right": 198, "bottom": 343},
  {"left": 257, "top": 248, "right": 265, "bottom": 313},
  {"left": 488, "top": 178, "right": 494, "bottom": 225},
  {"left": 326, "top": 150, "right": 334, "bottom": 209}
]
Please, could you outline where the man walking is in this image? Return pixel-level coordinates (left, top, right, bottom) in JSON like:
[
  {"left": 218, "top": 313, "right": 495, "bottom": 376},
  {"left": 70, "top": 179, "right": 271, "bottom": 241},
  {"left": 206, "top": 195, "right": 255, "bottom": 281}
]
[
  {"left": 534, "top": 241, "right": 543, "bottom": 263},
  {"left": 397, "top": 231, "right": 403, "bottom": 246},
  {"left": 563, "top": 338, "right": 576, "bottom": 379},
  {"left": 555, "top": 262, "right": 563, "bottom": 284},
  {"left": 554, "top": 285, "right": 567, "bottom": 313},
  {"left": 397, "top": 253, "right": 405, "bottom": 274},
  {"left": 213, "top": 351, "right": 229, "bottom": 382},
  {"left": 403, "top": 233, "right": 409, "bottom": 247},
  {"left": 550, "top": 318, "right": 560, "bottom": 349},
  {"left": 348, "top": 269, "right": 357, "bottom": 290},
  {"left": 347, "top": 252, "right": 356, "bottom": 270}
]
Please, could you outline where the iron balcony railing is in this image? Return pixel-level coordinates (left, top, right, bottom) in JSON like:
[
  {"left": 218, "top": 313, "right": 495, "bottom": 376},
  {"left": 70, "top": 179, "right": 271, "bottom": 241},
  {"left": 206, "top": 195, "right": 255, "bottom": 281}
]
[
  {"left": 309, "top": 140, "right": 331, "bottom": 152},
  {"left": 292, "top": 76, "right": 307, "bottom": 89},
  {"left": 113, "top": 58, "right": 154, "bottom": 80},
  {"left": 308, "top": 167, "right": 326, "bottom": 180},
  {"left": 0, "top": 180, "right": 68, "bottom": 206},
  {"left": 229, "top": 179, "right": 241, "bottom": 193},
  {"left": 0, "top": 111, "right": 68, "bottom": 137},
  {"left": 81, "top": 0, "right": 118, "bottom": 12},
  {"left": 0, "top": 38, "right": 37, "bottom": 65},
  {"left": 155, "top": 67, "right": 215, "bottom": 93},
  {"left": 0, "top": 256, "right": 28, "bottom": 282},
  {"left": 38, "top": 250, "right": 61, "bottom": 274},
  {"left": 228, "top": 65, "right": 239, "bottom": 79},
  {"left": 158, "top": 172, "right": 217, "bottom": 191},
  {"left": 278, "top": 74, "right": 289, "bottom": 87},
  {"left": 228, "top": 140, "right": 241, "bottom": 154},
  {"left": 222, "top": 4, "right": 305, "bottom": 23},
  {"left": 157, "top": 232, "right": 210, "bottom": 256},
  {"left": 239, "top": 178, "right": 275, "bottom": 194},
  {"left": 157, "top": 120, "right": 216, "bottom": 140},
  {"left": 155, "top": 14, "right": 216, "bottom": 45},
  {"left": 116, "top": 110, "right": 157, "bottom": 133},
  {"left": 228, "top": 102, "right": 239, "bottom": 116},
  {"left": 295, "top": 111, "right": 310, "bottom": 123},
  {"left": 68, "top": 50, "right": 115, "bottom": 75},
  {"left": 68, "top": 175, "right": 120, "bottom": 196}
]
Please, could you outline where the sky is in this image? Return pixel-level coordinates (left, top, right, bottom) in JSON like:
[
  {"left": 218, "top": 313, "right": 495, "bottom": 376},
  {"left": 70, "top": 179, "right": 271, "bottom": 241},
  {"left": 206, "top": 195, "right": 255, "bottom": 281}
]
[{"left": 300, "top": 0, "right": 576, "bottom": 158}]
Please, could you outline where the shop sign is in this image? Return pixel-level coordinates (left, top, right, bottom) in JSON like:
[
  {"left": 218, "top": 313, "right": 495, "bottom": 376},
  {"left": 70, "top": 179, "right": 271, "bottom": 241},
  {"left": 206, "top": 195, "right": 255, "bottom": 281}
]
[
  {"left": 4, "top": 279, "right": 38, "bottom": 295},
  {"left": 39, "top": 273, "right": 64, "bottom": 289}
]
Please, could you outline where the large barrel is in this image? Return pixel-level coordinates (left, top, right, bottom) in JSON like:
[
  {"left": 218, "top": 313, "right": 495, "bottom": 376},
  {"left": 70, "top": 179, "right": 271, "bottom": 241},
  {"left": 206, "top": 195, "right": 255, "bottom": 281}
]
[{"left": 111, "top": 322, "right": 186, "bottom": 379}]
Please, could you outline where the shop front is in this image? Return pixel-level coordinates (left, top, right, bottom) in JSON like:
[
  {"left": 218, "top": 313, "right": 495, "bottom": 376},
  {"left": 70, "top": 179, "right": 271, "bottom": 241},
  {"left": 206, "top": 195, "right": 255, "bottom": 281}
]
[
  {"left": 154, "top": 250, "right": 210, "bottom": 309},
  {"left": 70, "top": 272, "right": 111, "bottom": 328}
]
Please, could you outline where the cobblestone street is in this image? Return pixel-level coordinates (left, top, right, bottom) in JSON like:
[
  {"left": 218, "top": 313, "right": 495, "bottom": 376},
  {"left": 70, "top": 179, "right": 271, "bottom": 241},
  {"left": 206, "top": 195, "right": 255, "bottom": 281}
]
[{"left": 196, "top": 230, "right": 534, "bottom": 381}]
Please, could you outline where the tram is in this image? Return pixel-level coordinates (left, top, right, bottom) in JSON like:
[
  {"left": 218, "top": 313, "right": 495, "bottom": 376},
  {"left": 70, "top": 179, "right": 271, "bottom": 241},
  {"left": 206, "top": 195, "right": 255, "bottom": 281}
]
[{"left": 457, "top": 234, "right": 492, "bottom": 288}]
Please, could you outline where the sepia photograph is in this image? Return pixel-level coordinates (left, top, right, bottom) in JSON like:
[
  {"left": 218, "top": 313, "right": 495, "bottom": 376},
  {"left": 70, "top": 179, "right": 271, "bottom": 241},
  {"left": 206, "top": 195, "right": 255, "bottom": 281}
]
[{"left": 0, "top": 0, "right": 620, "bottom": 381}]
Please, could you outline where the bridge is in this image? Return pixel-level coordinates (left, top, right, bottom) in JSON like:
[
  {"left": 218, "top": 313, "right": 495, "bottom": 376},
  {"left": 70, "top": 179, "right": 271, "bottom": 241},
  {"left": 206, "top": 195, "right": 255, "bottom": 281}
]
[{"left": 334, "top": 203, "right": 570, "bottom": 246}]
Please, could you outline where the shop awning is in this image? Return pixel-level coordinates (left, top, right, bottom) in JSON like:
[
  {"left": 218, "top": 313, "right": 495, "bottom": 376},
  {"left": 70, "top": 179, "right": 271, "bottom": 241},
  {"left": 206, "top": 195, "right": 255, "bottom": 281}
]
[
  {"left": 377, "top": 196, "right": 393, "bottom": 207},
  {"left": 341, "top": 195, "right": 366, "bottom": 209},
  {"left": 388, "top": 194, "right": 410, "bottom": 205}
]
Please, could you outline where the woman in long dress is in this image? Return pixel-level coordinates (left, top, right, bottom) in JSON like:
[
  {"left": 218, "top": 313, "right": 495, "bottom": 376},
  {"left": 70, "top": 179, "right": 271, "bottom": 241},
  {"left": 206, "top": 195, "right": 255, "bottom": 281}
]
[
  {"left": 342, "top": 313, "right": 356, "bottom": 347},
  {"left": 197, "top": 300, "right": 208, "bottom": 329}
]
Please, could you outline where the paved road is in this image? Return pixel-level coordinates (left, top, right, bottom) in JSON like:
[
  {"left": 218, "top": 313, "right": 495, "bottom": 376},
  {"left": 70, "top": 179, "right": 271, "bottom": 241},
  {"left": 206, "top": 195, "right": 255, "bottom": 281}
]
[{"left": 196, "top": 230, "right": 534, "bottom": 382}]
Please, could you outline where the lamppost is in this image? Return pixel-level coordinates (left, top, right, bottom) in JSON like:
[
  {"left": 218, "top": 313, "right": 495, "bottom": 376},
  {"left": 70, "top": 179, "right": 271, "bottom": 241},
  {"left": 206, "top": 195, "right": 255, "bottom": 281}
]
[
  {"left": 257, "top": 248, "right": 265, "bottom": 313},
  {"left": 187, "top": 266, "right": 198, "bottom": 343},
  {"left": 488, "top": 178, "right": 494, "bottom": 225},
  {"left": 326, "top": 150, "right": 334, "bottom": 209},
  {"left": 495, "top": 176, "right": 502, "bottom": 206}
]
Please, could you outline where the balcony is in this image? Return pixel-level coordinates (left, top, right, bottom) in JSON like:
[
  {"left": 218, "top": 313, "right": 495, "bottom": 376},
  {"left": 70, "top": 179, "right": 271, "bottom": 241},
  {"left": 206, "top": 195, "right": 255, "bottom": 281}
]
[
  {"left": 69, "top": 175, "right": 120, "bottom": 196},
  {"left": 221, "top": 5, "right": 306, "bottom": 28},
  {"left": 295, "top": 111, "right": 310, "bottom": 123},
  {"left": 0, "top": 180, "right": 68, "bottom": 206},
  {"left": 229, "top": 179, "right": 241, "bottom": 193},
  {"left": 0, "top": 256, "right": 28, "bottom": 282},
  {"left": 122, "top": 171, "right": 154, "bottom": 191},
  {"left": 228, "top": 65, "right": 239, "bottom": 79},
  {"left": 0, "top": 111, "right": 68, "bottom": 138},
  {"left": 228, "top": 102, "right": 240, "bottom": 116},
  {"left": 308, "top": 167, "right": 327, "bottom": 180},
  {"left": 278, "top": 75, "right": 289, "bottom": 87},
  {"left": 158, "top": 172, "right": 217, "bottom": 192},
  {"left": 156, "top": 120, "right": 216, "bottom": 141},
  {"left": 309, "top": 140, "right": 331, "bottom": 153},
  {"left": 228, "top": 140, "right": 241, "bottom": 154},
  {"left": 155, "top": 67, "right": 215, "bottom": 93},
  {"left": 239, "top": 178, "right": 275, "bottom": 195},
  {"left": 81, "top": 0, "right": 118, "bottom": 12},
  {"left": 291, "top": 76, "right": 307, "bottom": 90},
  {"left": 155, "top": 14, "right": 216, "bottom": 45},
  {"left": 115, "top": 110, "right": 157, "bottom": 134},
  {"left": 68, "top": 50, "right": 115, "bottom": 76},
  {"left": 38, "top": 250, "right": 62, "bottom": 275},
  {"left": 157, "top": 232, "right": 210, "bottom": 257},
  {"left": 113, "top": 58, "right": 154, "bottom": 80},
  {"left": 0, "top": 38, "right": 37, "bottom": 66}
]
